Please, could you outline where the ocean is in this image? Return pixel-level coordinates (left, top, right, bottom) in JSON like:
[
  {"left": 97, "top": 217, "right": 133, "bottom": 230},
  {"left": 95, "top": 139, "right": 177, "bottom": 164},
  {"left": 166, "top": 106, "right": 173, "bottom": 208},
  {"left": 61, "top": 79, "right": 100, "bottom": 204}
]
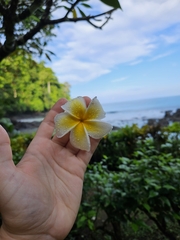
[
  {"left": 18, "top": 95, "right": 180, "bottom": 128},
  {"left": 102, "top": 95, "right": 180, "bottom": 128}
]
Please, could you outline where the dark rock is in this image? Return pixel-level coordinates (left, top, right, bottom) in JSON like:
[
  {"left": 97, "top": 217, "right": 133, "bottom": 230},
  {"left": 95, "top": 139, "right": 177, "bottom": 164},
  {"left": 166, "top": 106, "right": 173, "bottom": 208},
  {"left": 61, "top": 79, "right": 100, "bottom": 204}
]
[
  {"left": 173, "top": 108, "right": 180, "bottom": 118},
  {"left": 164, "top": 110, "right": 172, "bottom": 118},
  {"left": 147, "top": 119, "right": 158, "bottom": 126},
  {"left": 113, "top": 126, "right": 120, "bottom": 131},
  {"left": 147, "top": 108, "right": 180, "bottom": 128},
  {"left": 13, "top": 120, "right": 41, "bottom": 131},
  {"left": 158, "top": 118, "right": 170, "bottom": 127}
]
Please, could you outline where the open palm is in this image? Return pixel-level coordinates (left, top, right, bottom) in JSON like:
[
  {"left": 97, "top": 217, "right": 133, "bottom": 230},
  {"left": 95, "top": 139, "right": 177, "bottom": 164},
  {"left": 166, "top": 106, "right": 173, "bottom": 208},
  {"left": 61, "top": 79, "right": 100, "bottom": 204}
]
[{"left": 0, "top": 98, "right": 100, "bottom": 240}]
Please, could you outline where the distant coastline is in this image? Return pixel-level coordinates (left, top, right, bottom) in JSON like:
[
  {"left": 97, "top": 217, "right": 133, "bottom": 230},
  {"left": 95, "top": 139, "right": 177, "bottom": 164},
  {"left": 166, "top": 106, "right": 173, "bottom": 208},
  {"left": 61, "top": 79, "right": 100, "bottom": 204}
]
[
  {"left": 9, "top": 95, "right": 180, "bottom": 133},
  {"left": 102, "top": 95, "right": 180, "bottom": 128},
  {"left": 11, "top": 108, "right": 180, "bottom": 133}
]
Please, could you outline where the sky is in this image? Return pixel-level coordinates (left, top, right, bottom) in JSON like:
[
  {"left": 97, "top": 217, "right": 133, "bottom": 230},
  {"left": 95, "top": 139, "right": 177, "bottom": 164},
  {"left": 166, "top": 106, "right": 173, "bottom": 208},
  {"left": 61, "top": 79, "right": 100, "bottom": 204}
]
[{"left": 45, "top": 0, "right": 180, "bottom": 104}]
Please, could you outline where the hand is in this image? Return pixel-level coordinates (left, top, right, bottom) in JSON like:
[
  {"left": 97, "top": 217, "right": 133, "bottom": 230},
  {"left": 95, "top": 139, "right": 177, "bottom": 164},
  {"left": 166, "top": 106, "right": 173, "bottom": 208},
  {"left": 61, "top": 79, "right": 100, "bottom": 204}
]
[{"left": 0, "top": 97, "right": 100, "bottom": 240}]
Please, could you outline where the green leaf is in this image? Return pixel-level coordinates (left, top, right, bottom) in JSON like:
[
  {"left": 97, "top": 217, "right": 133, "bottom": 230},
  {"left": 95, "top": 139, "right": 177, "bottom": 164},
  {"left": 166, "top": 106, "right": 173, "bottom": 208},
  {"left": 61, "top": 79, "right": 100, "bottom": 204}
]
[
  {"left": 45, "top": 53, "right": 51, "bottom": 61},
  {"left": 131, "top": 222, "right": 139, "bottom": 232},
  {"left": 163, "top": 184, "right": 176, "bottom": 190},
  {"left": 46, "top": 50, "right": 56, "bottom": 56},
  {"left": 87, "top": 219, "right": 94, "bottom": 231},
  {"left": 143, "top": 203, "right": 150, "bottom": 212},
  {"left": 99, "top": 0, "right": 122, "bottom": 9},
  {"left": 81, "top": 3, "right": 92, "bottom": 8},
  {"left": 149, "top": 190, "right": 159, "bottom": 198},
  {"left": 72, "top": 8, "right": 77, "bottom": 18},
  {"left": 77, "top": 7, "right": 86, "bottom": 17},
  {"left": 77, "top": 215, "right": 87, "bottom": 228},
  {"left": 161, "top": 197, "right": 171, "bottom": 207}
]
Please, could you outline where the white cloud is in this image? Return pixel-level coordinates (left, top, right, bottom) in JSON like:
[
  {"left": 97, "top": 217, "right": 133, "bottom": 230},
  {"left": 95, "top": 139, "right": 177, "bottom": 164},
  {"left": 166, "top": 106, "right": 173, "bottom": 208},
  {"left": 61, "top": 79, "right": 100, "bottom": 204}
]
[
  {"left": 52, "top": 57, "right": 110, "bottom": 83},
  {"left": 111, "top": 77, "right": 128, "bottom": 83},
  {"left": 160, "top": 32, "right": 180, "bottom": 44},
  {"left": 149, "top": 51, "right": 173, "bottom": 61},
  {"left": 47, "top": 0, "right": 180, "bottom": 85},
  {"left": 129, "top": 60, "right": 142, "bottom": 65}
]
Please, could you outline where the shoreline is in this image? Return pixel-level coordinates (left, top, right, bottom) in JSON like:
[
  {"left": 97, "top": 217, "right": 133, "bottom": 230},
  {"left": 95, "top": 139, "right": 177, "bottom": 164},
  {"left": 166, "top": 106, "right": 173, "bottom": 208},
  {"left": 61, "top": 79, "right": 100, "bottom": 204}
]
[{"left": 11, "top": 108, "right": 180, "bottom": 133}]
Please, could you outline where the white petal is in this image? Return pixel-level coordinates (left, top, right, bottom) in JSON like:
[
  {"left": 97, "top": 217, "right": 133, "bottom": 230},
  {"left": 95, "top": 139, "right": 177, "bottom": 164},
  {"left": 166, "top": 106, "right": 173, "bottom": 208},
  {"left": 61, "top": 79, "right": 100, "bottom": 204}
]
[
  {"left": 70, "top": 123, "right": 91, "bottom": 151},
  {"left": 61, "top": 96, "right": 86, "bottom": 119},
  {"left": 84, "top": 97, "right": 106, "bottom": 120},
  {"left": 54, "top": 112, "right": 79, "bottom": 138},
  {"left": 84, "top": 120, "right": 112, "bottom": 139}
]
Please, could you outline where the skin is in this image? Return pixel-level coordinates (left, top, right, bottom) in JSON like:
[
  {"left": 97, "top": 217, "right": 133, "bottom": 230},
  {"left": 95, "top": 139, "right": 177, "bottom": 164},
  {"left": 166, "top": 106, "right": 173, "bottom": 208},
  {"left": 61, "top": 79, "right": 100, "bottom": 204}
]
[{"left": 0, "top": 97, "right": 100, "bottom": 240}]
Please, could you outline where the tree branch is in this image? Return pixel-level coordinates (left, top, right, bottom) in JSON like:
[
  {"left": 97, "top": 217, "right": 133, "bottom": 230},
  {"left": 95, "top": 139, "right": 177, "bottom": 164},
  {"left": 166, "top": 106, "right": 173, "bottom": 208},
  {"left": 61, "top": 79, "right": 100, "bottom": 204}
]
[
  {"left": 16, "top": 8, "right": 115, "bottom": 47},
  {"left": 15, "top": 0, "right": 44, "bottom": 22},
  {"left": 0, "top": 4, "right": 118, "bottom": 62},
  {"left": 16, "top": 0, "right": 53, "bottom": 46},
  {"left": 42, "top": 0, "right": 53, "bottom": 20},
  {"left": 0, "top": 4, "right": 5, "bottom": 15},
  {"left": 64, "top": 0, "right": 81, "bottom": 18},
  {"left": 141, "top": 208, "right": 176, "bottom": 240},
  {"left": 99, "top": 14, "right": 113, "bottom": 29},
  {"left": 46, "top": 8, "right": 116, "bottom": 25},
  {"left": 87, "top": 13, "right": 113, "bottom": 30},
  {"left": 9, "top": 0, "right": 19, "bottom": 12},
  {"left": 3, "top": 0, "right": 18, "bottom": 52},
  {"left": 14, "top": 0, "right": 52, "bottom": 46}
]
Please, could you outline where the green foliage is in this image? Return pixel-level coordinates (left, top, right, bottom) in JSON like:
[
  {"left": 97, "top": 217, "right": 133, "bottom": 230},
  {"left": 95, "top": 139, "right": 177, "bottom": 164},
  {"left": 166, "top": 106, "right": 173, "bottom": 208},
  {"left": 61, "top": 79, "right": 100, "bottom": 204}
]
[
  {"left": 100, "top": 0, "right": 122, "bottom": 9},
  {"left": 11, "top": 133, "right": 34, "bottom": 165},
  {"left": 0, "top": 52, "right": 70, "bottom": 116},
  {"left": 164, "top": 122, "right": 180, "bottom": 134},
  {"left": 0, "top": 0, "right": 121, "bottom": 61},
  {"left": 91, "top": 123, "right": 180, "bottom": 169},
  {"left": 0, "top": 118, "right": 14, "bottom": 134},
  {"left": 67, "top": 122, "right": 180, "bottom": 240}
]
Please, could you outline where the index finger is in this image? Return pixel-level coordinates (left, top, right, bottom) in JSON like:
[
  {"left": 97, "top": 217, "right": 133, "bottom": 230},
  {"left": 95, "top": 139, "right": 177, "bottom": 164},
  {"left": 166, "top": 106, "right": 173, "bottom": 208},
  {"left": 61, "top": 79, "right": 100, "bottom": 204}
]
[{"left": 35, "top": 98, "right": 68, "bottom": 139}]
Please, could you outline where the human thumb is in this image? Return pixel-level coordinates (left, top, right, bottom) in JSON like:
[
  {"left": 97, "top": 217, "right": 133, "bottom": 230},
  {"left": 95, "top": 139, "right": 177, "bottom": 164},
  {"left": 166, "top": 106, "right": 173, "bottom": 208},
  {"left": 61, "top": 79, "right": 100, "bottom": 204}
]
[{"left": 0, "top": 125, "right": 13, "bottom": 164}]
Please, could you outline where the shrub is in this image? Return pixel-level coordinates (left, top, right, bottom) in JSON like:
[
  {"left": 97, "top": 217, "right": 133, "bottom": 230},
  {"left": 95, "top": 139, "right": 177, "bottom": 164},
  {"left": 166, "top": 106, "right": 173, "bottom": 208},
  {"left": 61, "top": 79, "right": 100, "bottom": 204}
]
[
  {"left": 67, "top": 123, "right": 180, "bottom": 240},
  {"left": 0, "top": 117, "right": 14, "bottom": 134},
  {"left": 10, "top": 133, "right": 34, "bottom": 164}
]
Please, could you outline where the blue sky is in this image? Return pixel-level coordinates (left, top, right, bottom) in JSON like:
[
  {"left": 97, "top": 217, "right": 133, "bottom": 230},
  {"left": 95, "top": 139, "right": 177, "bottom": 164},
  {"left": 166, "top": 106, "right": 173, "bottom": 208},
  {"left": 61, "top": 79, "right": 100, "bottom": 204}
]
[{"left": 45, "top": 0, "right": 180, "bottom": 104}]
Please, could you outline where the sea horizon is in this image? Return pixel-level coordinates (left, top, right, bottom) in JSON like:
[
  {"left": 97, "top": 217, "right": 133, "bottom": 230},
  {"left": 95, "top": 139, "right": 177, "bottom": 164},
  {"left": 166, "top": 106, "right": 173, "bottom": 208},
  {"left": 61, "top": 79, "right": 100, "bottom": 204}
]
[
  {"left": 18, "top": 95, "right": 180, "bottom": 128},
  {"left": 102, "top": 95, "right": 180, "bottom": 128}
]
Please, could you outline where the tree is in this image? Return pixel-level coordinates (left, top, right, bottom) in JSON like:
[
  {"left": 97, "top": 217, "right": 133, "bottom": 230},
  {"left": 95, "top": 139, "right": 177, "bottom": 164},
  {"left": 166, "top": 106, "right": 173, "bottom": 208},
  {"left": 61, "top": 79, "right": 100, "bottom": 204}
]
[
  {"left": 0, "top": 0, "right": 121, "bottom": 62},
  {"left": 0, "top": 51, "right": 70, "bottom": 116}
]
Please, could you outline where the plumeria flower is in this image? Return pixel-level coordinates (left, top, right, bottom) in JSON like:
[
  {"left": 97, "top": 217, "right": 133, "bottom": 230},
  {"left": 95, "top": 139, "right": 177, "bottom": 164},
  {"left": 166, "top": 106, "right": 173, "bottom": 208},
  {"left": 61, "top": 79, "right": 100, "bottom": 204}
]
[{"left": 54, "top": 96, "right": 112, "bottom": 151}]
